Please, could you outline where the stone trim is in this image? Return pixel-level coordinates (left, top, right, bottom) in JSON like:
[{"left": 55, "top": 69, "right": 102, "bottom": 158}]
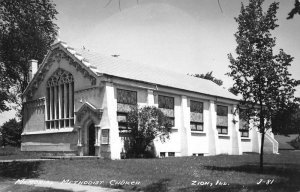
[{"left": 22, "top": 128, "right": 74, "bottom": 135}]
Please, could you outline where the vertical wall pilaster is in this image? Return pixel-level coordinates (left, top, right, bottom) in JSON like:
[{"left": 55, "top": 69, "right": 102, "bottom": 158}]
[
  {"left": 231, "top": 105, "right": 242, "bottom": 155},
  {"left": 147, "top": 89, "right": 155, "bottom": 106},
  {"left": 180, "top": 96, "right": 191, "bottom": 156},
  {"left": 100, "top": 82, "right": 121, "bottom": 159},
  {"left": 208, "top": 100, "right": 219, "bottom": 155}
]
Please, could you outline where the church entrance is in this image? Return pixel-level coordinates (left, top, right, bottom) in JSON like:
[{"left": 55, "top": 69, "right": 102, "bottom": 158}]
[{"left": 88, "top": 123, "right": 95, "bottom": 156}]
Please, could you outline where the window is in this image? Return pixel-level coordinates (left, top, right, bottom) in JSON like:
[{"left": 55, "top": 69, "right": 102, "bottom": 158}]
[
  {"left": 101, "top": 129, "right": 109, "bottom": 144},
  {"left": 46, "top": 69, "right": 74, "bottom": 129},
  {"left": 168, "top": 152, "right": 175, "bottom": 157},
  {"left": 117, "top": 112, "right": 129, "bottom": 130},
  {"left": 158, "top": 95, "right": 175, "bottom": 126},
  {"left": 117, "top": 89, "right": 137, "bottom": 130},
  {"left": 158, "top": 95, "right": 174, "bottom": 109},
  {"left": 217, "top": 105, "right": 228, "bottom": 134},
  {"left": 240, "top": 130, "right": 249, "bottom": 137},
  {"left": 239, "top": 109, "right": 249, "bottom": 137},
  {"left": 160, "top": 152, "right": 166, "bottom": 157},
  {"left": 117, "top": 89, "right": 137, "bottom": 105},
  {"left": 190, "top": 100, "right": 203, "bottom": 131},
  {"left": 190, "top": 122, "right": 203, "bottom": 131}
]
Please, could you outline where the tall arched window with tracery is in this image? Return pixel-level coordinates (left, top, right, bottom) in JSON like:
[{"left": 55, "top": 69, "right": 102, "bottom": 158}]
[{"left": 46, "top": 68, "right": 74, "bottom": 129}]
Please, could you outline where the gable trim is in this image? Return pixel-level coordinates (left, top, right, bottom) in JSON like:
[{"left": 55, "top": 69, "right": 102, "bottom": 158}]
[{"left": 23, "top": 41, "right": 99, "bottom": 99}]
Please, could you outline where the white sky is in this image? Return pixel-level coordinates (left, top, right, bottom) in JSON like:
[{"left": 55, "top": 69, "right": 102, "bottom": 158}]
[{"left": 1, "top": 0, "right": 299, "bottom": 125}]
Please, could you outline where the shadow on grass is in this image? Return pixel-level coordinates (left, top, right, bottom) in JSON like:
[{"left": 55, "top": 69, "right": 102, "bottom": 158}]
[
  {"left": 141, "top": 178, "right": 171, "bottom": 192},
  {"left": 0, "top": 161, "right": 43, "bottom": 179}
]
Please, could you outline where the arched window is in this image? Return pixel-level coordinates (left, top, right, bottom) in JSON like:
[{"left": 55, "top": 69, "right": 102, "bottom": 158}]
[{"left": 46, "top": 69, "right": 74, "bottom": 129}]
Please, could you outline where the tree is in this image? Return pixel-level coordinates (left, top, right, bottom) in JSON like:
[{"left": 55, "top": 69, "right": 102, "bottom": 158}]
[
  {"left": 0, "top": 118, "right": 22, "bottom": 147},
  {"left": 287, "top": 0, "right": 300, "bottom": 19},
  {"left": 124, "top": 106, "right": 172, "bottom": 158},
  {"left": 227, "top": 0, "right": 299, "bottom": 171},
  {"left": 272, "top": 104, "right": 300, "bottom": 134},
  {"left": 0, "top": 0, "right": 58, "bottom": 113},
  {"left": 190, "top": 71, "right": 223, "bottom": 86},
  {"left": 0, "top": 62, "right": 12, "bottom": 112}
]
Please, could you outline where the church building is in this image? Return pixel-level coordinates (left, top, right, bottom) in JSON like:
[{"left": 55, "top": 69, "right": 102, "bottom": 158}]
[{"left": 21, "top": 41, "right": 278, "bottom": 159}]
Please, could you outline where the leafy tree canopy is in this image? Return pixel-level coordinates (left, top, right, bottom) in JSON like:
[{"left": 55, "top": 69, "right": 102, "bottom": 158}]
[
  {"left": 190, "top": 71, "right": 223, "bottom": 86},
  {"left": 0, "top": 0, "right": 58, "bottom": 112},
  {"left": 124, "top": 106, "right": 172, "bottom": 158},
  {"left": 0, "top": 118, "right": 22, "bottom": 147},
  {"left": 227, "top": 0, "right": 299, "bottom": 170}
]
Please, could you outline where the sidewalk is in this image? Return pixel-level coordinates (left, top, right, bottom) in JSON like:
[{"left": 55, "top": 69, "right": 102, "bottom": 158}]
[
  {"left": 14, "top": 179, "right": 125, "bottom": 192},
  {"left": 0, "top": 159, "right": 54, "bottom": 163}
]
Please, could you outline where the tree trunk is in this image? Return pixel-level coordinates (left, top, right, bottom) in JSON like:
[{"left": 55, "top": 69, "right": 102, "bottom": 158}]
[{"left": 260, "top": 131, "right": 265, "bottom": 172}]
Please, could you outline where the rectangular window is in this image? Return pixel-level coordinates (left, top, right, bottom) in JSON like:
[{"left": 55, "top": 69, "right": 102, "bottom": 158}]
[
  {"left": 158, "top": 95, "right": 174, "bottom": 109},
  {"left": 101, "top": 129, "right": 109, "bottom": 144},
  {"left": 239, "top": 109, "right": 249, "bottom": 137},
  {"left": 190, "top": 100, "right": 203, "bottom": 113},
  {"left": 117, "top": 89, "right": 137, "bottom": 131},
  {"left": 240, "top": 130, "right": 249, "bottom": 137},
  {"left": 217, "top": 126, "right": 228, "bottom": 134},
  {"left": 190, "top": 122, "right": 203, "bottom": 131},
  {"left": 168, "top": 152, "right": 175, "bottom": 157},
  {"left": 158, "top": 95, "right": 175, "bottom": 127},
  {"left": 117, "top": 89, "right": 137, "bottom": 105},
  {"left": 160, "top": 152, "right": 166, "bottom": 157},
  {"left": 190, "top": 100, "right": 203, "bottom": 131},
  {"left": 117, "top": 112, "right": 129, "bottom": 130},
  {"left": 217, "top": 105, "right": 228, "bottom": 134}
]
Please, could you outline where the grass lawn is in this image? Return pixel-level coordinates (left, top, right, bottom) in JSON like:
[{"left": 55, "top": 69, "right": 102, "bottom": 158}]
[{"left": 0, "top": 149, "right": 300, "bottom": 191}]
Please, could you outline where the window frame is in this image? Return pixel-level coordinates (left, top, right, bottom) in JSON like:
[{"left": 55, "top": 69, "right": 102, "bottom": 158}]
[
  {"left": 216, "top": 105, "right": 228, "bottom": 135},
  {"left": 46, "top": 69, "right": 74, "bottom": 129},
  {"left": 158, "top": 95, "right": 174, "bottom": 109},
  {"left": 116, "top": 89, "right": 138, "bottom": 131},
  {"left": 190, "top": 100, "right": 204, "bottom": 131},
  {"left": 117, "top": 89, "right": 137, "bottom": 105},
  {"left": 190, "top": 121, "right": 204, "bottom": 131}
]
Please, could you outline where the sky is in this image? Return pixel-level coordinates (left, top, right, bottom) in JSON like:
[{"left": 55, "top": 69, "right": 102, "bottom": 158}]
[{"left": 0, "top": 0, "right": 299, "bottom": 125}]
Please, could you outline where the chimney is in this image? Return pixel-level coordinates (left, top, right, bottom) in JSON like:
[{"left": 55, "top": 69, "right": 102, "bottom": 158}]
[{"left": 28, "top": 59, "right": 38, "bottom": 82}]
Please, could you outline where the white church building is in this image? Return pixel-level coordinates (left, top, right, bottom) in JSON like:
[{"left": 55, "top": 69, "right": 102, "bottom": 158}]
[{"left": 21, "top": 41, "right": 278, "bottom": 159}]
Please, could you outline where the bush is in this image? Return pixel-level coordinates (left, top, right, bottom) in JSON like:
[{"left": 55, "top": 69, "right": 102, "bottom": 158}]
[{"left": 124, "top": 106, "right": 172, "bottom": 158}]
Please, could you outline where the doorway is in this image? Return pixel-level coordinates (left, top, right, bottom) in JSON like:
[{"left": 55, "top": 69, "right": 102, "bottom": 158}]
[{"left": 88, "top": 123, "right": 95, "bottom": 156}]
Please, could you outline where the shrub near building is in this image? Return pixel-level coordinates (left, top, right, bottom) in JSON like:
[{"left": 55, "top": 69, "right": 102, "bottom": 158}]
[
  {"left": 0, "top": 118, "right": 22, "bottom": 147},
  {"left": 124, "top": 106, "right": 172, "bottom": 158}
]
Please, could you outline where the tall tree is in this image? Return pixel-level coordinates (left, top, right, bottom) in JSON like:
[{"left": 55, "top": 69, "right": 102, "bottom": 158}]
[
  {"left": 0, "top": 0, "right": 58, "bottom": 112},
  {"left": 227, "top": 0, "right": 299, "bottom": 171},
  {"left": 190, "top": 71, "right": 223, "bottom": 86}
]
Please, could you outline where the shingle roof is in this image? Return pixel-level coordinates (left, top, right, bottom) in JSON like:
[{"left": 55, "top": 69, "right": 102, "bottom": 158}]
[{"left": 74, "top": 48, "right": 240, "bottom": 101}]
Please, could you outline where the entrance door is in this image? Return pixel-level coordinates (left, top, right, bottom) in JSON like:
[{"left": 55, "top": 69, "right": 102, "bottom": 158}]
[{"left": 88, "top": 123, "right": 95, "bottom": 156}]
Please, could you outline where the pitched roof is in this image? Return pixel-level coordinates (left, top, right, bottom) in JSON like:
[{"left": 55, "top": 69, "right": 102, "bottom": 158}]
[
  {"left": 73, "top": 47, "right": 240, "bottom": 101},
  {"left": 24, "top": 41, "right": 240, "bottom": 101}
]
